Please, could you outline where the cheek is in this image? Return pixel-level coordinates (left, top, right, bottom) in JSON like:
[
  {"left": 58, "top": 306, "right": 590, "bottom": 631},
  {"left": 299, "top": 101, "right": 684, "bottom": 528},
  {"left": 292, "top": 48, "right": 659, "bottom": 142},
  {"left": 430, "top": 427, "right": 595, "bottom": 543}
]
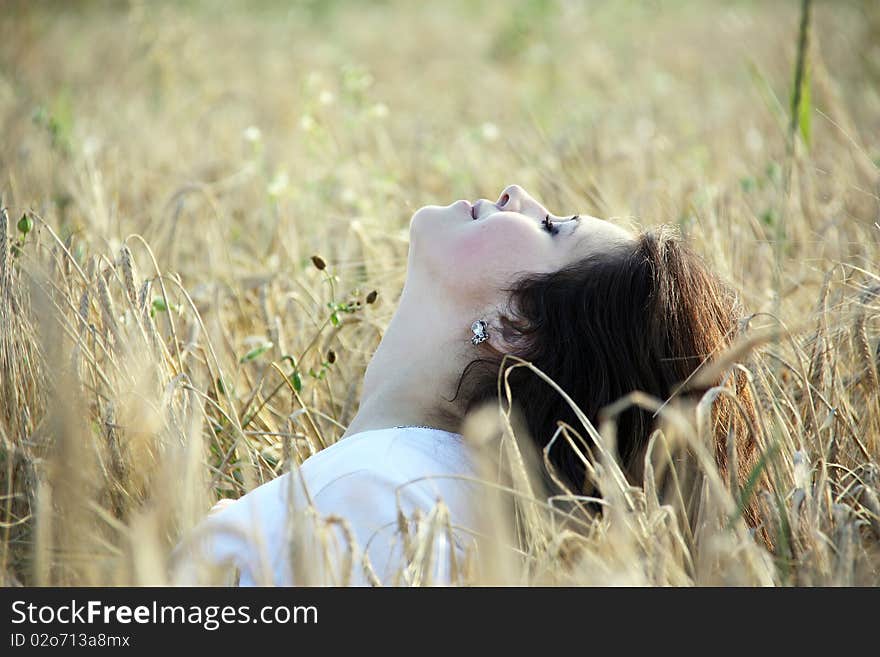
[
  {"left": 408, "top": 212, "right": 547, "bottom": 302},
  {"left": 449, "top": 221, "right": 544, "bottom": 287}
]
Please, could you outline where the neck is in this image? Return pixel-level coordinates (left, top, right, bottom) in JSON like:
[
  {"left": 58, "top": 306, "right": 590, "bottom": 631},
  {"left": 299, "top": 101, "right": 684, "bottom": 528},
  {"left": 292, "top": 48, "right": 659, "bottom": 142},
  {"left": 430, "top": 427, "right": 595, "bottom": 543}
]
[{"left": 341, "top": 280, "right": 477, "bottom": 439}]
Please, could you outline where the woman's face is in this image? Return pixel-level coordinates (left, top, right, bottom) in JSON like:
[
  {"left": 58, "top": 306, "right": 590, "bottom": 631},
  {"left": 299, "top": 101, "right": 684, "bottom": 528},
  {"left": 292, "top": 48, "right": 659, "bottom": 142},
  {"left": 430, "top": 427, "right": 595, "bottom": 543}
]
[{"left": 408, "top": 184, "right": 636, "bottom": 306}]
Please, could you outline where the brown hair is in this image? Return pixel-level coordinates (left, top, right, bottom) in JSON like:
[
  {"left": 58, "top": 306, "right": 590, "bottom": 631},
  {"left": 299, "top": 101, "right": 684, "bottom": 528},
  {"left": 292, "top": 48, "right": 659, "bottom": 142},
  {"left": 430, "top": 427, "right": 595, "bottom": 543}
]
[{"left": 451, "top": 226, "right": 764, "bottom": 535}]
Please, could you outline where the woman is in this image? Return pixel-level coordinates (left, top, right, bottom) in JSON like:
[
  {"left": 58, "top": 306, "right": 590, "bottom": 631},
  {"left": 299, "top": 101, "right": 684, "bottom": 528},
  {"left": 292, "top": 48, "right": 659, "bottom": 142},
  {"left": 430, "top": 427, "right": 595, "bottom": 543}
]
[{"left": 172, "top": 184, "right": 762, "bottom": 586}]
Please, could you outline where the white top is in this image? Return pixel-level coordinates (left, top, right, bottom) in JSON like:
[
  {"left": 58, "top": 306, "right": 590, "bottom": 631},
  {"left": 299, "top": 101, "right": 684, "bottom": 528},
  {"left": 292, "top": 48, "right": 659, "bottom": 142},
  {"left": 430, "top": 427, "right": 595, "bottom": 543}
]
[{"left": 171, "top": 426, "right": 481, "bottom": 586}]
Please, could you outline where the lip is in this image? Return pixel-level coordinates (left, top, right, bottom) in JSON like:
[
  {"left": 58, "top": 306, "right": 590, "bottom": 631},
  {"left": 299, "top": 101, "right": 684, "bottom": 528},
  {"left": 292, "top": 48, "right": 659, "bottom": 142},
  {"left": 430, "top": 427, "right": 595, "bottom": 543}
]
[{"left": 452, "top": 199, "right": 473, "bottom": 218}]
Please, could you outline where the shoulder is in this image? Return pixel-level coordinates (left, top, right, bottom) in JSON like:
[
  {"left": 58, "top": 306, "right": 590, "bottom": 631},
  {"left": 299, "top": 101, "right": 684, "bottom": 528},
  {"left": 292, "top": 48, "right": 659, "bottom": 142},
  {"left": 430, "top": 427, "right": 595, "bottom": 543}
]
[
  {"left": 298, "top": 426, "right": 474, "bottom": 492},
  {"left": 171, "top": 427, "right": 480, "bottom": 585},
  {"left": 306, "top": 464, "right": 476, "bottom": 585}
]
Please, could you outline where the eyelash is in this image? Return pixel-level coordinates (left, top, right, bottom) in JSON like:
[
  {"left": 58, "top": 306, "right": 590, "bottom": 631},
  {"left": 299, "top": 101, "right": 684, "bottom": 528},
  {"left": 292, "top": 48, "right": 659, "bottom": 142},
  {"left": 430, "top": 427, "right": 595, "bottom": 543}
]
[{"left": 542, "top": 214, "right": 579, "bottom": 235}]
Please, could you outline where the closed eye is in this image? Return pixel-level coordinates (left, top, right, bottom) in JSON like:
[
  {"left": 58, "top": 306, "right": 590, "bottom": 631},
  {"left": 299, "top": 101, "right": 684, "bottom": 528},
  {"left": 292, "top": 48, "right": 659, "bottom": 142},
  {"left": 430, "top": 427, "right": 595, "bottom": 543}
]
[{"left": 543, "top": 214, "right": 579, "bottom": 235}]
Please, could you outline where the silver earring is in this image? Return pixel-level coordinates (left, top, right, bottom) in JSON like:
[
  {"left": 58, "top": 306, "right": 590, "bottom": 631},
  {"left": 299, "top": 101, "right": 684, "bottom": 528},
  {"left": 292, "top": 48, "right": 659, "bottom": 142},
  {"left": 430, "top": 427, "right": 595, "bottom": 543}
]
[{"left": 471, "top": 319, "right": 489, "bottom": 345}]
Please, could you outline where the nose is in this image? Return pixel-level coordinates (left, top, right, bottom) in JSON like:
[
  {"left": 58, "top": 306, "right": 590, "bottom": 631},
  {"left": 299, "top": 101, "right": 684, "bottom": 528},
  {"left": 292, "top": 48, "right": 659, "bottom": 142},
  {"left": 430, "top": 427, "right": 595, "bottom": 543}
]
[{"left": 496, "top": 184, "right": 549, "bottom": 217}]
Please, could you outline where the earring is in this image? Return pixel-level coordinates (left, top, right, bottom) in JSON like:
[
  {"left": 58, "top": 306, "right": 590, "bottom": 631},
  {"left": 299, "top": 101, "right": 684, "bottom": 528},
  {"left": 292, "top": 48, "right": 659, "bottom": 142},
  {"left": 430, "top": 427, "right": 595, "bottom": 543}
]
[{"left": 471, "top": 319, "right": 489, "bottom": 345}]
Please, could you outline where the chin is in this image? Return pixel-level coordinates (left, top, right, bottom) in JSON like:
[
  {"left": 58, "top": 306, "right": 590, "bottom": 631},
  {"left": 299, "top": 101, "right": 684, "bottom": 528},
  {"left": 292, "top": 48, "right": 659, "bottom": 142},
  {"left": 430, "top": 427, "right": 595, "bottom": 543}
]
[
  {"left": 409, "top": 204, "right": 445, "bottom": 236},
  {"left": 412, "top": 201, "right": 467, "bottom": 225}
]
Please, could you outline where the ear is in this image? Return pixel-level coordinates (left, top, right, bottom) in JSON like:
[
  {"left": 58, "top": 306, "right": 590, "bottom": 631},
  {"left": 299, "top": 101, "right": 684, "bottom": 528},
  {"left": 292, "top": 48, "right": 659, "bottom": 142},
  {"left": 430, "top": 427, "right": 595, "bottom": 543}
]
[{"left": 479, "top": 311, "right": 519, "bottom": 355}]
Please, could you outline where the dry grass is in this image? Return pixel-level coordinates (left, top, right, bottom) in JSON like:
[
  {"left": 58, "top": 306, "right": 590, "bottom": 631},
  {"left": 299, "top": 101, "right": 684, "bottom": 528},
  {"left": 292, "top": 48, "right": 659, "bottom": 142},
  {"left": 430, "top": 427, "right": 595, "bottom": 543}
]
[{"left": 1, "top": 0, "right": 879, "bottom": 586}]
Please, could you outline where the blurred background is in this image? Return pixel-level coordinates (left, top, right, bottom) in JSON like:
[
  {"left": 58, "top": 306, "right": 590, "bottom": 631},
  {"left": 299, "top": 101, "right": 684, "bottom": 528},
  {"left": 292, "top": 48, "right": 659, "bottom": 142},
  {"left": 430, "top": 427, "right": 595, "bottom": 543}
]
[
  {"left": 1, "top": 1, "right": 880, "bottom": 585},
  {"left": 3, "top": 1, "right": 878, "bottom": 278}
]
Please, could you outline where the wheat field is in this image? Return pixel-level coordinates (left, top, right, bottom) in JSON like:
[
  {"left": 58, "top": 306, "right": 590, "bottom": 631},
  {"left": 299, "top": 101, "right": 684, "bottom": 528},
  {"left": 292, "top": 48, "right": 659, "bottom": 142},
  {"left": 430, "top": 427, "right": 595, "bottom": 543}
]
[{"left": 1, "top": 0, "right": 879, "bottom": 586}]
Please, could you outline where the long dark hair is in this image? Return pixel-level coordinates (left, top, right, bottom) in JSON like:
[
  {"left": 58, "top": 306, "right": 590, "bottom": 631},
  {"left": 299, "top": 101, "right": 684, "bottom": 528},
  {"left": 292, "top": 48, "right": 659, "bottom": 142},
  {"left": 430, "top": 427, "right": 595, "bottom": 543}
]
[{"left": 450, "top": 225, "right": 763, "bottom": 532}]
